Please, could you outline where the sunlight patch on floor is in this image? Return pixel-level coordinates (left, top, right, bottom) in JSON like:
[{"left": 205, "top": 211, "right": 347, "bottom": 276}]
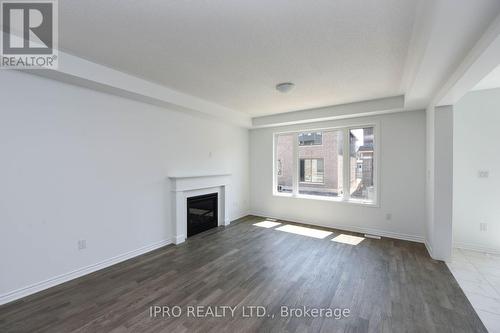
[
  {"left": 332, "top": 234, "right": 365, "bottom": 245},
  {"left": 275, "top": 224, "right": 332, "bottom": 239},
  {"left": 253, "top": 220, "right": 282, "bottom": 228}
]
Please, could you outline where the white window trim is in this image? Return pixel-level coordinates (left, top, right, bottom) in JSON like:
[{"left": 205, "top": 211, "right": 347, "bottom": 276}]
[{"left": 272, "top": 123, "right": 380, "bottom": 207}]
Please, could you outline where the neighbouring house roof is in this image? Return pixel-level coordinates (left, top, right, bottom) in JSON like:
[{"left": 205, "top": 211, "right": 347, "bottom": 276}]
[{"left": 358, "top": 145, "right": 374, "bottom": 153}]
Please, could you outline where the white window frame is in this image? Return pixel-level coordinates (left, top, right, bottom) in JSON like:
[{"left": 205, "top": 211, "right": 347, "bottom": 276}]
[{"left": 272, "top": 123, "right": 380, "bottom": 207}]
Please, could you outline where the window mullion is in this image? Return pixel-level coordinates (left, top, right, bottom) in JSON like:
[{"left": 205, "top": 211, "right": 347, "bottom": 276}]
[
  {"left": 343, "top": 128, "right": 350, "bottom": 201},
  {"left": 292, "top": 132, "right": 299, "bottom": 196}
]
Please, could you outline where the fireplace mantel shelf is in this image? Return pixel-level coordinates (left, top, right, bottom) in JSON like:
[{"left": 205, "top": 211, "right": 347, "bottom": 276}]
[{"left": 168, "top": 174, "right": 231, "bottom": 192}]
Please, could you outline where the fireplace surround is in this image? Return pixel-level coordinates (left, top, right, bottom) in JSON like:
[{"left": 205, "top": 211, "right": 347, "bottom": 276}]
[{"left": 168, "top": 174, "right": 230, "bottom": 244}]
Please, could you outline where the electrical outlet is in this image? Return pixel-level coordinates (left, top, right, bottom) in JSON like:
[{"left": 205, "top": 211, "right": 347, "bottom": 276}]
[
  {"left": 78, "top": 239, "right": 87, "bottom": 250},
  {"left": 480, "top": 223, "right": 488, "bottom": 232},
  {"left": 386, "top": 213, "right": 392, "bottom": 221},
  {"left": 478, "top": 170, "right": 489, "bottom": 178}
]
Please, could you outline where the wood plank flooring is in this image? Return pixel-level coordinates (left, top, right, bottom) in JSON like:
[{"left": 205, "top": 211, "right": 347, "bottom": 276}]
[{"left": 0, "top": 216, "right": 486, "bottom": 332}]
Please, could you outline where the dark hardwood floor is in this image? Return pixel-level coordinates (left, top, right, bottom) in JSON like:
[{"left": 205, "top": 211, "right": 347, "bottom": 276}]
[{"left": 0, "top": 216, "right": 486, "bottom": 332}]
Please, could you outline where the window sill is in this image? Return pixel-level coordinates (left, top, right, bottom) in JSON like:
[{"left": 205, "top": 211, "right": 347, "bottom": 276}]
[{"left": 273, "top": 192, "right": 378, "bottom": 207}]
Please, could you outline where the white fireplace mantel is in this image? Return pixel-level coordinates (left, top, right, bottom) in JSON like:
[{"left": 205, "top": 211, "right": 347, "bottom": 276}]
[{"left": 168, "top": 174, "right": 231, "bottom": 244}]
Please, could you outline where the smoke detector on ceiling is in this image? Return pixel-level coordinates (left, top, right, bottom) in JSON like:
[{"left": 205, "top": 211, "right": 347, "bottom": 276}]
[{"left": 276, "top": 82, "right": 295, "bottom": 93}]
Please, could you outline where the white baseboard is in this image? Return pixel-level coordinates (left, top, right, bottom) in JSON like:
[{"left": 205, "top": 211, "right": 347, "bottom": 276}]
[
  {"left": 0, "top": 212, "right": 428, "bottom": 307},
  {"left": 0, "top": 239, "right": 171, "bottom": 306},
  {"left": 454, "top": 242, "right": 500, "bottom": 256},
  {"left": 171, "top": 234, "right": 186, "bottom": 245},
  {"left": 250, "top": 211, "right": 425, "bottom": 244},
  {"left": 230, "top": 210, "right": 251, "bottom": 223},
  {"left": 425, "top": 240, "right": 434, "bottom": 258},
  {"left": 251, "top": 212, "right": 424, "bottom": 243},
  {"left": 0, "top": 212, "right": 251, "bottom": 306}
]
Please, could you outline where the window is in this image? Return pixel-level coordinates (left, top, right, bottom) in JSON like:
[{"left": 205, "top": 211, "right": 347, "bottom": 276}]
[
  {"left": 298, "top": 130, "right": 342, "bottom": 197},
  {"left": 274, "top": 125, "right": 376, "bottom": 204},
  {"left": 300, "top": 158, "right": 324, "bottom": 183},
  {"left": 349, "top": 127, "right": 375, "bottom": 202},
  {"left": 275, "top": 133, "right": 294, "bottom": 193},
  {"left": 298, "top": 132, "right": 322, "bottom": 145}
]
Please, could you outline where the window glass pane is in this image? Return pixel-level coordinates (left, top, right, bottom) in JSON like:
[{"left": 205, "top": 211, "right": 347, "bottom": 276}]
[
  {"left": 276, "top": 133, "right": 294, "bottom": 193},
  {"left": 298, "top": 130, "right": 343, "bottom": 197},
  {"left": 349, "top": 127, "right": 375, "bottom": 201},
  {"left": 299, "top": 132, "right": 322, "bottom": 145},
  {"left": 312, "top": 159, "right": 324, "bottom": 183}
]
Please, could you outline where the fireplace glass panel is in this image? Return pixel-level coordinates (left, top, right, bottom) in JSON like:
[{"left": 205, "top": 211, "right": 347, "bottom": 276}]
[{"left": 187, "top": 193, "right": 218, "bottom": 237}]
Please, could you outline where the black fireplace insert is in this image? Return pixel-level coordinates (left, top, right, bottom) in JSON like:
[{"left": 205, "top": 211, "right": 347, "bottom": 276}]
[{"left": 187, "top": 193, "right": 218, "bottom": 237}]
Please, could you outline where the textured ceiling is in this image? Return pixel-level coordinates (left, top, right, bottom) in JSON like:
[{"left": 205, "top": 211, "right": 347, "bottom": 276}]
[{"left": 59, "top": 0, "right": 418, "bottom": 116}]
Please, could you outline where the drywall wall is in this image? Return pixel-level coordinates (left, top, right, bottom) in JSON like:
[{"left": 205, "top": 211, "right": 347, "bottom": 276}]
[
  {"left": 425, "top": 105, "right": 435, "bottom": 257},
  {"left": 0, "top": 70, "right": 250, "bottom": 303},
  {"left": 249, "top": 111, "right": 426, "bottom": 241},
  {"left": 454, "top": 88, "right": 500, "bottom": 253},
  {"left": 431, "top": 105, "right": 454, "bottom": 261}
]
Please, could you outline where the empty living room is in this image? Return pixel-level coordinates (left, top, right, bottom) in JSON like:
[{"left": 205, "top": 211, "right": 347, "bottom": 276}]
[{"left": 2, "top": 0, "right": 500, "bottom": 332}]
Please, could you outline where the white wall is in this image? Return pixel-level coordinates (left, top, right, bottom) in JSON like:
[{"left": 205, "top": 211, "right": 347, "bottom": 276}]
[
  {"left": 454, "top": 88, "right": 500, "bottom": 253},
  {"left": 0, "top": 70, "right": 249, "bottom": 302},
  {"left": 249, "top": 111, "right": 426, "bottom": 241},
  {"left": 424, "top": 104, "right": 455, "bottom": 262},
  {"left": 432, "top": 105, "right": 454, "bottom": 261},
  {"left": 425, "top": 105, "right": 435, "bottom": 255}
]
